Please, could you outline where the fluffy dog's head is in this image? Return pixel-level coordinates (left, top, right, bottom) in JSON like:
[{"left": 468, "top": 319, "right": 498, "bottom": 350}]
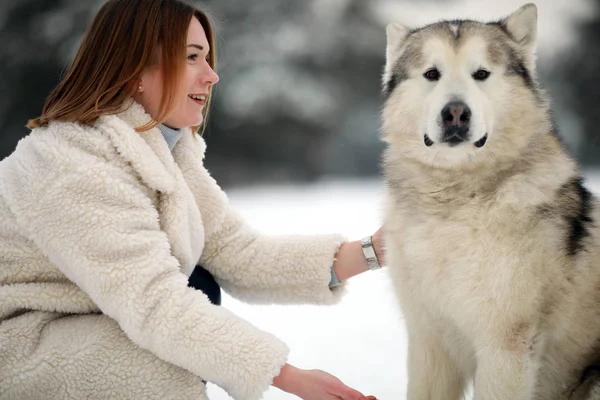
[{"left": 381, "top": 3, "right": 552, "bottom": 171}]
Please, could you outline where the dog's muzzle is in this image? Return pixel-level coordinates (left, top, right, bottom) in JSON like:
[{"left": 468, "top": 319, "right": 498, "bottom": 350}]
[
  {"left": 442, "top": 126, "right": 470, "bottom": 146},
  {"left": 441, "top": 101, "right": 471, "bottom": 146},
  {"left": 424, "top": 101, "right": 488, "bottom": 148}
]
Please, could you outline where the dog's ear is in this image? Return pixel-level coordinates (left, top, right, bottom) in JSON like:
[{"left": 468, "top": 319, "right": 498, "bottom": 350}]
[
  {"left": 502, "top": 3, "right": 538, "bottom": 53},
  {"left": 386, "top": 23, "right": 409, "bottom": 64}
]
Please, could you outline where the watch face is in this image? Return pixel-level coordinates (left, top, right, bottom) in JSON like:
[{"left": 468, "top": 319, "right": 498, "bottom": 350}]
[{"left": 361, "top": 236, "right": 372, "bottom": 247}]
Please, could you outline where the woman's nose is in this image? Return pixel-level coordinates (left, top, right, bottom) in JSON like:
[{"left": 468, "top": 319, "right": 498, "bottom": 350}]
[{"left": 204, "top": 65, "right": 219, "bottom": 86}]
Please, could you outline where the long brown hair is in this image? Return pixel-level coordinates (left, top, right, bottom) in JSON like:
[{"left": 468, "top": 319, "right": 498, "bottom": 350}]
[{"left": 27, "top": 0, "right": 216, "bottom": 134}]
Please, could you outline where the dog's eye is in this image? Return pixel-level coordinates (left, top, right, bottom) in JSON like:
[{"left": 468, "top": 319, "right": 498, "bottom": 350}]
[
  {"left": 423, "top": 68, "right": 441, "bottom": 81},
  {"left": 473, "top": 69, "right": 491, "bottom": 81}
]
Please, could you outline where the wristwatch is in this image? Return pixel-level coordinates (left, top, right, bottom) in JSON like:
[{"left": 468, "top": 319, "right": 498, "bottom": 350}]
[{"left": 361, "top": 235, "right": 382, "bottom": 271}]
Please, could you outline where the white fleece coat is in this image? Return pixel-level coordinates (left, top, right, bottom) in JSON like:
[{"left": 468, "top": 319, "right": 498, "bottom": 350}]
[{"left": 0, "top": 101, "right": 347, "bottom": 400}]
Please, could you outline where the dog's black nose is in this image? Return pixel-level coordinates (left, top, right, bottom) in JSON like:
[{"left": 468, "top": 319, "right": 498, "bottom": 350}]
[
  {"left": 441, "top": 101, "right": 471, "bottom": 127},
  {"left": 441, "top": 101, "right": 471, "bottom": 145}
]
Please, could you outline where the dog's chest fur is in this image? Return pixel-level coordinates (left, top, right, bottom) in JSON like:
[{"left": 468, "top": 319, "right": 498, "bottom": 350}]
[{"left": 383, "top": 169, "right": 568, "bottom": 336}]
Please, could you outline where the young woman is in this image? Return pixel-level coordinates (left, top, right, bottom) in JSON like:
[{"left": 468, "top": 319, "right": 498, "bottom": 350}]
[{"left": 0, "top": 1, "right": 384, "bottom": 399}]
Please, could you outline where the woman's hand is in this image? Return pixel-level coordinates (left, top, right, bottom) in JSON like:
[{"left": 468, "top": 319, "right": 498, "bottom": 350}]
[
  {"left": 273, "top": 363, "right": 377, "bottom": 400},
  {"left": 294, "top": 369, "right": 378, "bottom": 400}
]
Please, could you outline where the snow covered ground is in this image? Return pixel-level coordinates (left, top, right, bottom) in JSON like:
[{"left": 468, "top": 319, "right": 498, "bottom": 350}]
[{"left": 206, "top": 171, "right": 600, "bottom": 400}]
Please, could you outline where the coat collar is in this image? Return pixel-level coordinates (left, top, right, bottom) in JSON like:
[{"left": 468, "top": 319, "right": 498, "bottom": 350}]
[
  {"left": 95, "top": 100, "right": 214, "bottom": 273},
  {"left": 95, "top": 100, "right": 205, "bottom": 194},
  {"left": 94, "top": 99, "right": 226, "bottom": 251}
]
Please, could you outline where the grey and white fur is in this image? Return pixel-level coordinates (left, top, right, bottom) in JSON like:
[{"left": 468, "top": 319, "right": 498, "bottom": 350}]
[{"left": 381, "top": 3, "right": 600, "bottom": 399}]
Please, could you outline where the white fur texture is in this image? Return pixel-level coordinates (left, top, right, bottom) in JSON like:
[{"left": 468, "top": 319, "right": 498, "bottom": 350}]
[{"left": 0, "top": 101, "right": 346, "bottom": 399}]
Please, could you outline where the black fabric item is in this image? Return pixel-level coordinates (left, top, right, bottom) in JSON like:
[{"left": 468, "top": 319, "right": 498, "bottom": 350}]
[{"left": 188, "top": 265, "right": 221, "bottom": 306}]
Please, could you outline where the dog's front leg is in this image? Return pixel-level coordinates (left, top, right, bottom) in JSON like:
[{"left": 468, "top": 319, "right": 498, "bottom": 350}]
[
  {"left": 406, "top": 331, "right": 467, "bottom": 400},
  {"left": 473, "top": 347, "right": 536, "bottom": 400}
]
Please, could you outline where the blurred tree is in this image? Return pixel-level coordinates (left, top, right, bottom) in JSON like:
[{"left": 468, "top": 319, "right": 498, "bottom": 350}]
[
  {"left": 550, "top": 0, "right": 600, "bottom": 167},
  {"left": 200, "top": 0, "right": 386, "bottom": 186},
  {"left": 0, "top": 0, "right": 102, "bottom": 159}
]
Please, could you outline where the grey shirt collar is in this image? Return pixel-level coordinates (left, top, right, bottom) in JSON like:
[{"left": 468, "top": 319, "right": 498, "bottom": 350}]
[{"left": 157, "top": 124, "right": 183, "bottom": 151}]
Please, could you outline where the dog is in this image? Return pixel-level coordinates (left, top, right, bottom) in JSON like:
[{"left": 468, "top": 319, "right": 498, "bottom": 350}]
[{"left": 380, "top": 3, "right": 600, "bottom": 399}]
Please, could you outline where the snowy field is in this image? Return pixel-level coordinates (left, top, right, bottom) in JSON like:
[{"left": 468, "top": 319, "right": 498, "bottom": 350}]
[{"left": 206, "top": 172, "right": 600, "bottom": 400}]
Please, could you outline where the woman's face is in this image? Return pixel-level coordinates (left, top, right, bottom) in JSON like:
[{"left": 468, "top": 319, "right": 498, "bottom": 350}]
[{"left": 136, "top": 17, "right": 219, "bottom": 129}]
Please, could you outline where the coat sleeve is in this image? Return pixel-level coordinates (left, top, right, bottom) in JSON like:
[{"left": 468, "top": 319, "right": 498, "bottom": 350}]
[
  {"left": 2, "top": 135, "right": 289, "bottom": 400},
  {"left": 176, "top": 133, "right": 350, "bottom": 305},
  {"left": 200, "top": 206, "right": 349, "bottom": 305}
]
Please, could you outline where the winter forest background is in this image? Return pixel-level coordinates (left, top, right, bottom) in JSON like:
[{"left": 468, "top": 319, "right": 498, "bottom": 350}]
[
  {"left": 1, "top": 0, "right": 599, "bottom": 399},
  {"left": 0, "top": 0, "right": 599, "bottom": 187}
]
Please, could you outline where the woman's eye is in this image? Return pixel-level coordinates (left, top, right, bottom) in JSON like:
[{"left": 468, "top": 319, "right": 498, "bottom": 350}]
[{"left": 188, "top": 53, "right": 198, "bottom": 61}]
